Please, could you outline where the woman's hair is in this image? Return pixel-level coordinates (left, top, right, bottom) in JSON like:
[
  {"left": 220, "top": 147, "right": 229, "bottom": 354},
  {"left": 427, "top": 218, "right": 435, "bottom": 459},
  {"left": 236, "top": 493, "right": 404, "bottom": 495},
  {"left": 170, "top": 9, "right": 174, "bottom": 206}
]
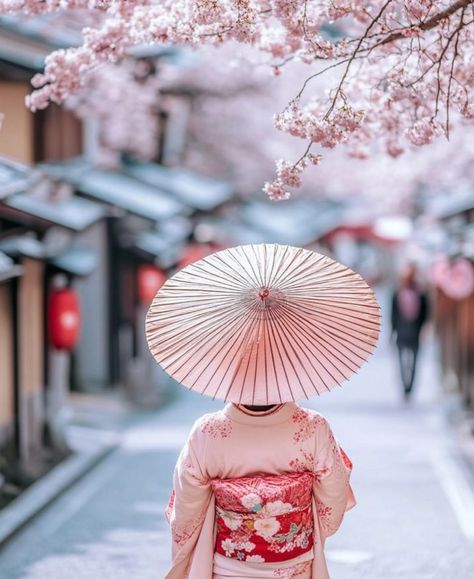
[
  {"left": 401, "top": 263, "right": 417, "bottom": 286},
  {"left": 242, "top": 405, "right": 277, "bottom": 411}
]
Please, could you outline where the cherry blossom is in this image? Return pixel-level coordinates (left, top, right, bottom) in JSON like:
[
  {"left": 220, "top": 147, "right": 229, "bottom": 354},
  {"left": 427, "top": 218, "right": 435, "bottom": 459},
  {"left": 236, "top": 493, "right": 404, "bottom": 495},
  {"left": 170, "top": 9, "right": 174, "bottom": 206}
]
[
  {"left": 263, "top": 500, "right": 293, "bottom": 516},
  {"left": 240, "top": 492, "right": 263, "bottom": 510},
  {"left": 1, "top": 0, "right": 473, "bottom": 200},
  {"left": 253, "top": 517, "right": 281, "bottom": 538},
  {"left": 66, "top": 58, "right": 162, "bottom": 162}
]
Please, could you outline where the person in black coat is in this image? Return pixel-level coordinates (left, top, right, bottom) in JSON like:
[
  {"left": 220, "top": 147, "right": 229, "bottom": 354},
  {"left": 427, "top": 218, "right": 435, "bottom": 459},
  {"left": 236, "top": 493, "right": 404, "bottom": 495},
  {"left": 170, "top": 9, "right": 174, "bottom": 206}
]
[{"left": 391, "top": 264, "right": 429, "bottom": 399}]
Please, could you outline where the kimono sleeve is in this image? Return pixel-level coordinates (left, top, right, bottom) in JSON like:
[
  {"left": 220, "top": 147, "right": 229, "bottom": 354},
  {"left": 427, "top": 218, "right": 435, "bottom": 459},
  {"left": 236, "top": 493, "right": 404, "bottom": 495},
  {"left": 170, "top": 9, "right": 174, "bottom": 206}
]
[
  {"left": 312, "top": 417, "right": 356, "bottom": 539},
  {"left": 165, "top": 420, "right": 212, "bottom": 563}
]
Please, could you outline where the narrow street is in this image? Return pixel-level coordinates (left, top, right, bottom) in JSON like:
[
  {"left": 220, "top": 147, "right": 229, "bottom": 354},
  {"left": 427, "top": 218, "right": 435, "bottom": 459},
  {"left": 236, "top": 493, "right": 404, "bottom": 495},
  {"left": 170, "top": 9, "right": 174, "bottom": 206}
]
[{"left": 1, "top": 306, "right": 474, "bottom": 579}]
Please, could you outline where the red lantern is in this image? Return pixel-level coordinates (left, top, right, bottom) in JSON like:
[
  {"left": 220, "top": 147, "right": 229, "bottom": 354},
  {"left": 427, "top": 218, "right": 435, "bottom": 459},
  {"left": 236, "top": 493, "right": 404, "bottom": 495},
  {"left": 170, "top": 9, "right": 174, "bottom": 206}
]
[
  {"left": 48, "top": 288, "right": 80, "bottom": 350},
  {"left": 439, "top": 258, "right": 474, "bottom": 300},
  {"left": 179, "top": 243, "right": 223, "bottom": 269},
  {"left": 138, "top": 264, "right": 166, "bottom": 305},
  {"left": 430, "top": 257, "right": 450, "bottom": 287}
]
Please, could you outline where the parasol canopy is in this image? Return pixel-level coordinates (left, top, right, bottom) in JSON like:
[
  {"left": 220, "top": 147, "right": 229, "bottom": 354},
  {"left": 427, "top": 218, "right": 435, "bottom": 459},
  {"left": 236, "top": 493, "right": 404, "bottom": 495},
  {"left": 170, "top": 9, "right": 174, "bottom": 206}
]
[{"left": 146, "top": 243, "right": 381, "bottom": 405}]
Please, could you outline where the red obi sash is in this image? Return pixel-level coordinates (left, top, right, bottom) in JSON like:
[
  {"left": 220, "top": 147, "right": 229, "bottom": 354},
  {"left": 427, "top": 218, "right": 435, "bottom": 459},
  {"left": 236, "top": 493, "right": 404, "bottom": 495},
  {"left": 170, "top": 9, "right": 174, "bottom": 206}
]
[{"left": 211, "top": 472, "right": 314, "bottom": 564}]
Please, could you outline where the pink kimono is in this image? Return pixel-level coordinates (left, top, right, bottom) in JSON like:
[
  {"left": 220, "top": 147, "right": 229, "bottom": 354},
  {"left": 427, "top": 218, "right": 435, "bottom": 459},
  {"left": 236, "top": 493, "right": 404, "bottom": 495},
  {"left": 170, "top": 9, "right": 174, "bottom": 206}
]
[{"left": 165, "top": 403, "right": 355, "bottom": 578}]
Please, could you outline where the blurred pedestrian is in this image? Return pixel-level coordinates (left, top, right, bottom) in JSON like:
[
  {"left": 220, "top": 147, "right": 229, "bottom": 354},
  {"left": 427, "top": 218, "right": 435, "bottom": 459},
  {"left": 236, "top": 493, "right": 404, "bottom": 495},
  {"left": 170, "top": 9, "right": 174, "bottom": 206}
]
[
  {"left": 390, "top": 263, "right": 429, "bottom": 399},
  {"left": 146, "top": 244, "right": 381, "bottom": 578}
]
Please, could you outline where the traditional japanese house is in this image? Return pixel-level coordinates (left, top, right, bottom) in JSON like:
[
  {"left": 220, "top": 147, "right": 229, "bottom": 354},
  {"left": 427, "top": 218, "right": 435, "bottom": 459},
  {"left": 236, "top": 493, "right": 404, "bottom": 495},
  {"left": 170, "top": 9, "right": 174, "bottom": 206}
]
[
  {"left": 0, "top": 251, "right": 23, "bottom": 479},
  {"left": 39, "top": 159, "right": 193, "bottom": 404},
  {"left": 0, "top": 16, "right": 84, "bottom": 165},
  {"left": 0, "top": 157, "right": 104, "bottom": 492},
  {"left": 427, "top": 193, "right": 474, "bottom": 410}
]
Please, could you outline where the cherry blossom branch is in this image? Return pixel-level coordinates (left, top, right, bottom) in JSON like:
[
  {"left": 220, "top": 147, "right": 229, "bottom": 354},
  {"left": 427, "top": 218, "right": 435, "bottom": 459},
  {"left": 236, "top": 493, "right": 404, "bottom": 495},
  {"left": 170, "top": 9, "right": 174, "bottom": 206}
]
[
  {"left": 1, "top": 0, "right": 474, "bottom": 201},
  {"left": 324, "top": 0, "right": 395, "bottom": 119},
  {"left": 445, "top": 8, "right": 465, "bottom": 135},
  {"left": 375, "top": 0, "right": 472, "bottom": 48}
]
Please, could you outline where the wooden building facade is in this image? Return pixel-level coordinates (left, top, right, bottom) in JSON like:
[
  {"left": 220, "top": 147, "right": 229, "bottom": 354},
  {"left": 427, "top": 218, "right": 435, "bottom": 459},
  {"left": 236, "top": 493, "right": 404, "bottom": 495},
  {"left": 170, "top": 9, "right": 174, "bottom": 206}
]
[{"left": 430, "top": 195, "right": 474, "bottom": 411}]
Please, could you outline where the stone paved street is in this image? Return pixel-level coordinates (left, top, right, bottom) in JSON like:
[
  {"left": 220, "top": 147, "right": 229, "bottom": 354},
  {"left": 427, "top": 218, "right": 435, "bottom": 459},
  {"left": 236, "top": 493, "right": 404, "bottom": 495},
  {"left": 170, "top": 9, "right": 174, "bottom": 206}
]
[{"left": 1, "top": 296, "right": 474, "bottom": 579}]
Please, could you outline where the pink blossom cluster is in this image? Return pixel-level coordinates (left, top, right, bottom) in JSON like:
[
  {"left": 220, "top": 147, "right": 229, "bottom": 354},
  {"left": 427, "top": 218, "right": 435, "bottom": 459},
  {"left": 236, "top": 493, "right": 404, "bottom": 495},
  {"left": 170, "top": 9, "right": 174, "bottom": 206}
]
[
  {"left": 0, "top": 1, "right": 110, "bottom": 13},
  {"left": 263, "top": 152, "right": 322, "bottom": 201},
  {"left": 163, "top": 42, "right": 301, "bottom": 196},
  {"left": 0, "top": 0, "right": 473, "bottom": 200},
  {"left": 66, "top": 58, "right": 162, "bottom": 161},
  {"left": 275, "top": 100, "right": 364, "bottom": 148},
  {"left": 326, "top": 0, "right": 369, "bottom": 23}
]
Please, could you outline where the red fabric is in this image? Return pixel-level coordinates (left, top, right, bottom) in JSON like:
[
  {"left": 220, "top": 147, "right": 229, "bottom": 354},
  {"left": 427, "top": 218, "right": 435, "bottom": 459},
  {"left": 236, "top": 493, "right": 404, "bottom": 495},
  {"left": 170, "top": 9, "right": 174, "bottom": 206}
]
[
  {"left": 212, "top": 472, "right": 314, "bottom": 563},
  {"left": 339, "top": 447, "right": 353, "bottom": 470}
]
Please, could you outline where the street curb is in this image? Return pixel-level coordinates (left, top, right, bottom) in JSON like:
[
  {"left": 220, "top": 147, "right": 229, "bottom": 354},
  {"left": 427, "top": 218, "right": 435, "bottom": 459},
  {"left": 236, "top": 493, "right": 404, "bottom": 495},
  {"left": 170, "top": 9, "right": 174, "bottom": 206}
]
[{"left": 0, "top": 443, "right": 116, "bottom": 548}]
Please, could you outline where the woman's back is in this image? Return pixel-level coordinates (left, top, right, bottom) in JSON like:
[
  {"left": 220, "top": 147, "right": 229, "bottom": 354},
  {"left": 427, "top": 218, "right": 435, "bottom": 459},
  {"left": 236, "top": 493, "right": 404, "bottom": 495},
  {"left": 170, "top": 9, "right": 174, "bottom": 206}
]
[
  {"left": 165, "top": 403, "right": 355, "bottom": 579},
  {"left": 197, "top": 403, "right": 321, "bottom": 479}
]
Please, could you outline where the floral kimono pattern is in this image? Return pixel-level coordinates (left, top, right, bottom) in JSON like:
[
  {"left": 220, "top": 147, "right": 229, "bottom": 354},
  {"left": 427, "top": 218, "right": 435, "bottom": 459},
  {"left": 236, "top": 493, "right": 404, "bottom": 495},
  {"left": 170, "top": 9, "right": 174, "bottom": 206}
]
[
  {"left": 164, "top": 403, "right": 355, "bottom": 579},
  {"left": 213, "top": 472, "right": 314, "bottom": 563}
]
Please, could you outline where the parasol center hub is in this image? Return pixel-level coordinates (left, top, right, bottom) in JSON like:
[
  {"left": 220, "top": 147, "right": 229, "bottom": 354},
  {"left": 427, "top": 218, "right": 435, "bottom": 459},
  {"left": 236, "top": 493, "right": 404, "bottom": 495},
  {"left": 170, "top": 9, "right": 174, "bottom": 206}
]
[{"left": 259, "top": 288, "right": 270, "bottom": 301}]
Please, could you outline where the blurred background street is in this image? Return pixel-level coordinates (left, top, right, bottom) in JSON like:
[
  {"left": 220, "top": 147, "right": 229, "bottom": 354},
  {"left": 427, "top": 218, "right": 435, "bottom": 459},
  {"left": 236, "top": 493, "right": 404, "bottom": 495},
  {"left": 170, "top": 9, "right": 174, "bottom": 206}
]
[{"left": 1, "top": 4, "right": 474, "bottom": 579}]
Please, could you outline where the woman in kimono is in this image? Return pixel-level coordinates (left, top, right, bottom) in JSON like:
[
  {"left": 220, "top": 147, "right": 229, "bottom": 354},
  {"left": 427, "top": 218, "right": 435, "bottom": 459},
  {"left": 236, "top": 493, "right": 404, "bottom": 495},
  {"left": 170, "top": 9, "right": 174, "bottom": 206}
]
[
  {"left": 145, "top": 243, "right": 380, "bottom": 579},
  {"left": 165, "top": 402, "right": 354, "bottom": 579}
]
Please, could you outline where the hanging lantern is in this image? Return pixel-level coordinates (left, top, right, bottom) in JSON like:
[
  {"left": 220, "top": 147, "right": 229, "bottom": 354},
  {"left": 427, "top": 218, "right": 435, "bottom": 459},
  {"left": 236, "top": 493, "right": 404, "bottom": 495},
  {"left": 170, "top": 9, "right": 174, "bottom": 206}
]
[
  {"left": 440, "top": 258, "right": 474, "bottom": 301},
  {"left": 138, "top": 264, "right": 166, "bottom": 305},
  {"left": 48, "top": 288, "right": 80, "bottom": 350},
  {"left": 430, "top": 257, "right": 450, "bottom": 287},
  {"left": 179, "top": 243, "right": 224, "bottom": 269}
]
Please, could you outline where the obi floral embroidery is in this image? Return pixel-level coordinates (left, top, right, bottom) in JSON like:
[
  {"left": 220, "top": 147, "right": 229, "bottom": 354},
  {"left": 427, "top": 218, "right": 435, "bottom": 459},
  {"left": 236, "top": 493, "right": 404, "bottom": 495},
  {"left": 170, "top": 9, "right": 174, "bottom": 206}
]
[
  {"left": 212, "top": 472, "right": 314, "bottom": 563},
  {"left": 200, "top": 412, "right": 233, "bottom": 439}
]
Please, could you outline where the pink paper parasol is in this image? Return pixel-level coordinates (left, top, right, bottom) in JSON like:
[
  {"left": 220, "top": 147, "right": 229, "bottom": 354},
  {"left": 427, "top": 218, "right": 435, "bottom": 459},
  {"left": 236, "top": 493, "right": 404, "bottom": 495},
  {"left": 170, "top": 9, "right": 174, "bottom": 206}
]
[{"left": 146, "top": 243, "right": 381, "bottom": 404}]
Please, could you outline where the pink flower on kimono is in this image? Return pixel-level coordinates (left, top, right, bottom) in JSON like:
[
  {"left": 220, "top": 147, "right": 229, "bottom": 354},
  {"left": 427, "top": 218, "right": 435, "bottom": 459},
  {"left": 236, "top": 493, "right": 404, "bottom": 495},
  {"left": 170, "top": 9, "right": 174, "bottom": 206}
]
[
  {"left": 292, "top": 408, "right": 324, "bottom": 443},
  {"left": 200, "top": 413, "right": 233, "bottom": 438},
  {"left": 246, "top": 554, "right": 265, "bottom": 562},
  {"left": 221, "top": 512, "right": 241, "bottom": 530},
  {"left": 295, "top": 529, "right": 312, "bottom": 549},
  {"left": 242, "top": 541, "right": 256, "bottom": 552},
  {"left": 165, "top": 490, "right": 175, "bottom": 523},
  {"left": 317, "top": 502, "right": 333, "bottom": 524},
  {"left": 273, "top": 561, "right": 313, "bottom": 577},
  {"left": 221, "top": 538, "right": 237, "bottom": 556},
  {"left": 263, "top": 500, "right": 293, "bottom": 516},
  {"left": 254, "top": 517, "right": 281, "bottom": 538},
  {"left": 231, "top": 528, "right": 253, "bottom": 545},
  {"left": 241, "top": 493, "right": 263, "bottom": 511}
]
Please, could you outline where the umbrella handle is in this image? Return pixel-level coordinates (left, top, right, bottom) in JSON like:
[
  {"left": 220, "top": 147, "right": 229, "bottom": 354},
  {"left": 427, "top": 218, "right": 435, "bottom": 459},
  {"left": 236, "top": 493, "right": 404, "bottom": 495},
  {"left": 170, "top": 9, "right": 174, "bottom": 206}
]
[{"left": 259, "top": 288, "right": 270, "bottom": 300}]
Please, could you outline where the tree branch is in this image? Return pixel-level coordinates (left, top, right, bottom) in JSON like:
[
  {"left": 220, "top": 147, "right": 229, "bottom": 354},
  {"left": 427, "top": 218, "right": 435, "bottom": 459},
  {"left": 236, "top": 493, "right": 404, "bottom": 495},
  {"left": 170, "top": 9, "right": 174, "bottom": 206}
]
[{"left": 375, "top": 0, "right": 472, "bottom": 48}]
